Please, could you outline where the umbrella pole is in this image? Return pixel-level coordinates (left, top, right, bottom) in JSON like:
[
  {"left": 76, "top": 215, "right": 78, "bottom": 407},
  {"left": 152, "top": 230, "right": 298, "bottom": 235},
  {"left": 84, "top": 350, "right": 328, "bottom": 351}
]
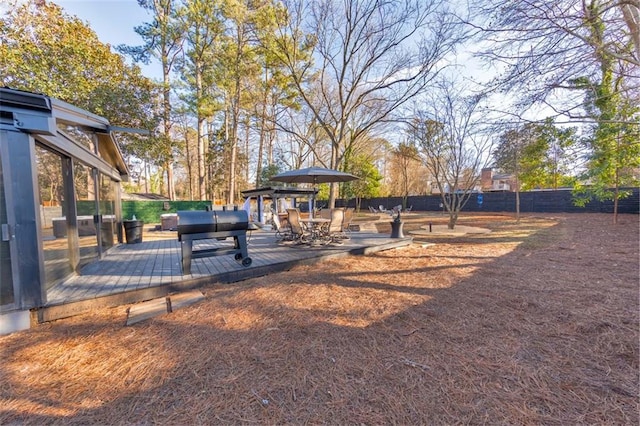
[{"left": 311, "top": 178, "right": 317, "bottom": 218}]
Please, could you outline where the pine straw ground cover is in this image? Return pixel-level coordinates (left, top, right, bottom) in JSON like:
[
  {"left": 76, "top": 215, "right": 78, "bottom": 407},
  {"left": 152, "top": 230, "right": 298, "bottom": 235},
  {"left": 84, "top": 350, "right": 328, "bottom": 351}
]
[{"left": 1, "top": 213, "right": 638, "bottom": 425}]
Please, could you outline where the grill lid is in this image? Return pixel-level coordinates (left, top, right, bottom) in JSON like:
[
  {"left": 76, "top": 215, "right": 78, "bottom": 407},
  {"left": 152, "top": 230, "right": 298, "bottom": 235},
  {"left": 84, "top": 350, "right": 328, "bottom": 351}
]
[{"left": 177, "top": 210, "right": 249, "bottom": 235}]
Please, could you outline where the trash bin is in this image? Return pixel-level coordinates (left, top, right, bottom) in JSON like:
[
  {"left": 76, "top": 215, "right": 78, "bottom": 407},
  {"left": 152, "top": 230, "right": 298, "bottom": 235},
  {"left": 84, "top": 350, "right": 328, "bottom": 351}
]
[{"left": 123, "top": 220, "right": 144, "bottom": 244}]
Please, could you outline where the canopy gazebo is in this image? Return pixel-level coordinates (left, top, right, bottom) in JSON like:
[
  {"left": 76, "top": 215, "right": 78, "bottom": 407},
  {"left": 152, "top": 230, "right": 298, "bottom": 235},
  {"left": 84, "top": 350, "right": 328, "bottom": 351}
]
[{"left": 240, "top": 186, "right": 318, "bottom": 225}]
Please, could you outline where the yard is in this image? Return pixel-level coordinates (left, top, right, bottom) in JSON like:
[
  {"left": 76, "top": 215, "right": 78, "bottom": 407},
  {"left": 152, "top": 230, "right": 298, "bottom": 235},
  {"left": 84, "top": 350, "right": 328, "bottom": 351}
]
[{"left": 1, "top": 213, "right": 638, "bottom": 424}]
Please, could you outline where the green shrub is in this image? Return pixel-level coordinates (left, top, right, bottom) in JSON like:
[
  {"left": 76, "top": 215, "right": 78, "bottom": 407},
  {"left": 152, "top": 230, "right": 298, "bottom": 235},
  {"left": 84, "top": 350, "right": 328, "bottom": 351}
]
[{"left": 122, "top": 201, "right": 212, "bottom": 223}]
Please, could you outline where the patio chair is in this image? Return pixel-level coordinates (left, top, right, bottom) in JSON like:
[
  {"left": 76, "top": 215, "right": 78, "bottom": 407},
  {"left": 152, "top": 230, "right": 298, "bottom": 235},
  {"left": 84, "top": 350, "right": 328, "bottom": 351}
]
[
  {"left": 319, "top": 208, "right": 332, "bottom": 220},
  {"left": 271, "top": 208, "right": 292, "bottom": 241},
  {"left": 342, "top": 207, "right": 354, "bottom": 236},
  {"left": 368, "top": 206, "right": 378, "bottom": 213},
  {"left": 286, "top": 208, "right": 310, "bottom": 243},
  {"left": 379, "top": 205, "right": 390, "bottom": 214},
  {"left": 327, "top": 208, "right": 345, "bottom": 243},
  {"left": 405, "top": 205, "right": 413, "bottom": 212}
]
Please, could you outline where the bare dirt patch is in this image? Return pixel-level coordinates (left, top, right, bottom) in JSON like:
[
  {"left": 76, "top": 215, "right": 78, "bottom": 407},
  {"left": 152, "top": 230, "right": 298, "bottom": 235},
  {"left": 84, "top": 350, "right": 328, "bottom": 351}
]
[{"left": 1, "top": 213, "right": 638, "bottom": 424}]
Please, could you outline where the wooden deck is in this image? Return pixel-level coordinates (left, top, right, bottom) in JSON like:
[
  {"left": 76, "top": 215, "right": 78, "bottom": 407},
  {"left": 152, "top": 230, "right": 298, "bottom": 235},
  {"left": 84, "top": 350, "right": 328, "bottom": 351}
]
[{"left": 37, "top": 229, "right": 411, "bottom": 323}]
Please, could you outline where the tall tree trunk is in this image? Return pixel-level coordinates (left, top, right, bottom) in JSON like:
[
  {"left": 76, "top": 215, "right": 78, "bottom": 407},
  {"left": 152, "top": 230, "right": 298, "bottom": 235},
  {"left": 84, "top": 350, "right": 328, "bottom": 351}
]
[
  {"left": 228, "top": 86, "right": 240, "bottom": 205},
  {"left": 329, "top": 144, "right": 339, "bottom": 208},
  {"left": 256, "top": 116, "right": 265, "bottom": 186},
  {"left": 195, "top": 68, "right": 207, "bottom": 201},
  {"left": 621, "top": 3, "right": 640, "bottom": 61},
  {"left": 613, "top": 131, "right": 620, "bottom": 224},
  {"left": 244, "top": 114, "right": 250, "bottom": 184},
  {"left": 516, "top": 187, "right": 521, "bottom": 223},
  {"left": 162, "top": 54, "right": 175, "bottom": 199},
  {"left": 144, "top": 158, "right": 149, "bottom": 194},
  {"left": 515, "top": 151, "right": 520, "bottom": 222},
  {"left": 267, "top": 98, "right": 276, "bottom": 164},
  {"left": 224, "top": 97, "right": 231, "bottom": 205},
  {"left": 448, "top": 198, "right": 458, "bottom": 229},
  {"left": 198, "top": 118, "right": 207, "bottom": 200},
  {"left": 229, "top": 134, "right": 237, "bottom": 205},
  {"left": 613, "top": 184, "right": 619, "bottom": 224},
  {"left": 227, "top": 20, "right": 245, "bottom": 206},
  {"left": 184, "top": 129, "right": 193, "bottom": 200},
  {"left": 256, "top": 66, "right": 269, "bottom": 187}
]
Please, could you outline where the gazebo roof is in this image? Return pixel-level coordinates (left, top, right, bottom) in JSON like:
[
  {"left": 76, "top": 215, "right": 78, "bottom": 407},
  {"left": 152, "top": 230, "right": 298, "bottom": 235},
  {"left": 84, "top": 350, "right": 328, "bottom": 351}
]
[
  {"left": 241, "top": 186, "right": 318, "bottom": 198},
  {"left": 0, "top": 87, "right": 133, "bottom": 181}
]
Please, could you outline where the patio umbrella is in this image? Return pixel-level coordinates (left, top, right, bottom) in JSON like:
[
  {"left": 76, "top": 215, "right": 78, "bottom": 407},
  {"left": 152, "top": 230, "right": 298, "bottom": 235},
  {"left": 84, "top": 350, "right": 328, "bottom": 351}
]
[
  {"left": 271, "top": 166, "right": 359, "bottom": 185},
  {"left": 271, "top": 166, "right": 359, "bottom": 216}
]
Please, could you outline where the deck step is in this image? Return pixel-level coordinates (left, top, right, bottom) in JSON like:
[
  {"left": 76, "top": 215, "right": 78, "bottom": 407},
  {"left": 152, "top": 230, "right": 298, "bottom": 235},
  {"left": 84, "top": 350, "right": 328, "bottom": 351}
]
[
  {"left": 169, "top": 290, "right": 206, "bottom": 310},
  {"left": 126, "top": 290, "right": 205, "bottom": 325}
]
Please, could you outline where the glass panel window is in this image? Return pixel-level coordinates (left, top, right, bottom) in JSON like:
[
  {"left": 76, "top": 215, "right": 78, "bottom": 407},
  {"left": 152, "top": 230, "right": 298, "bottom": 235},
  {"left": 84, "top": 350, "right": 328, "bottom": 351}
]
[
  {"left": 74, "top": 162, "right": 99, "bottom": 268},
  {"left": 36, "top": 144, "right": 72, "bottom": 289},
  {"left": 99, "top": 173, "right": 116, "bottom": 250},
  {"left": 57, "top": 124, "right": 96, "bottom": 154}
]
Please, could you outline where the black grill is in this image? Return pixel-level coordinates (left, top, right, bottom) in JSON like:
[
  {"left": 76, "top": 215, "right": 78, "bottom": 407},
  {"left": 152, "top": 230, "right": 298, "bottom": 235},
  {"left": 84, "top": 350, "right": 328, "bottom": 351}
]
[{"left": 177, "top": 209, "right": 252, "bottom": 274}]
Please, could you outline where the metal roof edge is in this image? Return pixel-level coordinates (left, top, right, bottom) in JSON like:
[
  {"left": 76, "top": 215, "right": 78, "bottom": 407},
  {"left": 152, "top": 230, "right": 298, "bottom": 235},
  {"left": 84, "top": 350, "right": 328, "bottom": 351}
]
[{"left": 50, "top": 97, "right": 110, "bottom": 130}]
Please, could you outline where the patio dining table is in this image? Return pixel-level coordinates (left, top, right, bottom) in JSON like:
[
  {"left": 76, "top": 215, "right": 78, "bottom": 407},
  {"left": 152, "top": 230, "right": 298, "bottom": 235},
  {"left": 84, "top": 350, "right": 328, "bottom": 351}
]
[{"left": 300, "top": 217, "right": 330, "bottom": 244}]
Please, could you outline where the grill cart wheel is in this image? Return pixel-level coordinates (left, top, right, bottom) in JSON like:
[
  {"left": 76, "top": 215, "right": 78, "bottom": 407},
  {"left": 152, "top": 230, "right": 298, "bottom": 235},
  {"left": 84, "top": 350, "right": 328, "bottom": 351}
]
[
  {"left": 234, "top": 253, "right": 243, "bottom": 260},
  {"left": 242, "top": 257, "right": 252, "bottom": 267}
]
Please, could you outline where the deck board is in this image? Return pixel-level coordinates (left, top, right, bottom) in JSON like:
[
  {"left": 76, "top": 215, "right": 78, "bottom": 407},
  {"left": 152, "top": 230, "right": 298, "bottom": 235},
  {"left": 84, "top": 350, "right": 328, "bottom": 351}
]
[{"left": 40, "top": 230, "right": 411, "bottom": 322}]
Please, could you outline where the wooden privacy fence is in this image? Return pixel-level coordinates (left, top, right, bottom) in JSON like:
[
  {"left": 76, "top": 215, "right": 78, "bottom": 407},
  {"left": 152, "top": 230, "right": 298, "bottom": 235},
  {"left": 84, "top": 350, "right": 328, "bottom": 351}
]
[{"left": 340, "top": 188, "right": 639, "bottom": 214}]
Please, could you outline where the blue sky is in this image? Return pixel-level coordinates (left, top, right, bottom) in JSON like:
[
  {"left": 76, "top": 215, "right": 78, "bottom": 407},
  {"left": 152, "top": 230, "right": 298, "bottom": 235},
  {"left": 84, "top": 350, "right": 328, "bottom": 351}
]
[
  {"left": 54, "top": 0, "right": 162, "bottom": 79},
  {"left": 50, "top": 0, "right": 543, "bottom": 122}
]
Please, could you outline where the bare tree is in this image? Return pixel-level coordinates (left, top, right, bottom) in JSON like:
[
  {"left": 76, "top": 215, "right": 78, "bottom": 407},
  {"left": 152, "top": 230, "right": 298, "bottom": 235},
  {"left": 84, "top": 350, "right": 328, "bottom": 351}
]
[
  {"left": 470, "top": 0, "right": 639, "bottom": 123},
  {"left": 470, "top": 0, "right": 640, "bottom": 222},
  {"left": 409, "top": 81, "right": 494, "bottom": 229},
  {"left": 492, "top": 127, "right": 531, "bottom": 222},
  {"left": 272, "top": 0, "right": 465, "bottom": 207},
  {"left": 388, "top": 142, "right": 428, "bottom": 205},
  {"left": 275, "top": 99, "right": 328, "bottom": 170}
]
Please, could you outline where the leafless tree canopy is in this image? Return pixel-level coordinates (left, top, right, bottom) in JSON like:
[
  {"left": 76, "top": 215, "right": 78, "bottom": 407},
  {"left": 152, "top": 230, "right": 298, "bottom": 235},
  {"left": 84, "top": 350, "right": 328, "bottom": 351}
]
[
  {"left": 273, "top": 0, "right": 465, "bottom": 205},
  {"left": 470, "top": 0, "right": 640, "bottom": 123},
  {"left": 409, "top": 81, "right": 494, "bottom": 228}
]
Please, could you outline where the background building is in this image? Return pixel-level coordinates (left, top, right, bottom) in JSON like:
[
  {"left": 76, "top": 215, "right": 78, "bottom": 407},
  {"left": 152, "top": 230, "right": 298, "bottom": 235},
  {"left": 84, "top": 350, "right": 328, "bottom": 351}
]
[{"left": 481, "top": 167, "right": 517, "bottom": 192}]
